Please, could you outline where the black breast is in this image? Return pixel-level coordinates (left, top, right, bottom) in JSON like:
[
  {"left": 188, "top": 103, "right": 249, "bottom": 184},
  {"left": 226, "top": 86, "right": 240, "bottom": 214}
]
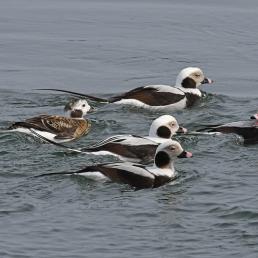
[
  {"left": 153, "top": 175, "right": 173, "bottom": 188},
  {"left": 231, "top": 127, "right": 258, "bottom": 143},
  {"left": 185, "top": 92, "right": 201, "bottom": 107}
]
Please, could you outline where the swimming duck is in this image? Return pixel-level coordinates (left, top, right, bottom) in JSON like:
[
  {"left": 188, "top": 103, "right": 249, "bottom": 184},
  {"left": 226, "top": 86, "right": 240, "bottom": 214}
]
[
  {"left": 37, "top": 140, "right": 192, "bottom": 189},
  {"left": 198, "top": 113, "right": 258, "bottom": 144},
  {"left": 7, "top": 99, "right": 92, "bottom": 143},
  {"left": 38, "top": 67, "right": 213, "bottom": 111},
  {"left": 32, "top": 115, "right": 187, "bottom": 163}
]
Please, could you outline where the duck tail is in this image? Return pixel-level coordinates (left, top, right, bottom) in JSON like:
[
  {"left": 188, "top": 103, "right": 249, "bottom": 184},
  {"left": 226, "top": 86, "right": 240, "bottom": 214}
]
[
  {"left": 35, "top": 165, "right": 98, "bottom": 177},
  {"left": 29, "top": 129, "right": 85, "bottom": 153},
  {"left": 196, "top": 124, "right": 222, "bottom": 132},
  {"left": 0, "top": 128, "right": 12, "bottom": 133},
  {"left": 36, "top": 89, "right": 109, "bottom": 103}
]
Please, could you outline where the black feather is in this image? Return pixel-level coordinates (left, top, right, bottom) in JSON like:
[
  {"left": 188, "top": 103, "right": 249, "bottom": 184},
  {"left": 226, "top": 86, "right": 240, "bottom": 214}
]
[{"left": 36, "top": 89, "right": 108, "bottom": 103}]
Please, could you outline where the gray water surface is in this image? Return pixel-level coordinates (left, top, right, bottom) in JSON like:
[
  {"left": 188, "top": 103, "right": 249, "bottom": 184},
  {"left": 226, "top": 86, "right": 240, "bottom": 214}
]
[{"left": 1, "top": 1, "right": 258, "bottom": 257}]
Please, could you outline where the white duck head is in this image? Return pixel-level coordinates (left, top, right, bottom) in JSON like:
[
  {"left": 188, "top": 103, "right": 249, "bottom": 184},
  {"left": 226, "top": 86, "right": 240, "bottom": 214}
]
[
  {"left": 64, "top": 99, "right": 92, "bottom": 118},
  {"left": 175, "top": 67, "right": 213, "bottom": 89},
  {"left": 154, "top": 139, "right": 192, "bottom": 170},
  {"left": 149, "top": 115, "right": 187, "bottom": 140}
]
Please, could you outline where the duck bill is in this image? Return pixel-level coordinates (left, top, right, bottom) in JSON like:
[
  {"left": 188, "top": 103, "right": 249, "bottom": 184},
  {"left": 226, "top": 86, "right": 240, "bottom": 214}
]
[
  {"left": 177, "top": 151, "right": 193, "bottom": 158},
  {"left": 250, "top": 113, "right": 258, "bottom": 120},
  {"left": 176, "top": 126, "right": 188, "bottom": 134},
  {"left": 201, "top": 77, "right": 213, "bottom": 84}
]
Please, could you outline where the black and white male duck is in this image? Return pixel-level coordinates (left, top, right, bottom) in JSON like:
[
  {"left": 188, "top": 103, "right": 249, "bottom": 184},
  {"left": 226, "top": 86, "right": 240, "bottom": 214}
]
[
  {"left": 6, "top": 99, "right": 92, "bottom": 143},
  {"left": 38, "top": 67, "right": 213, "bottom": 111},
  {"left": 32, "top": 115, "right": 187, "bottom": 163},
  {"left": 198, "top": 113, "right": 258, "bottom": 144},
  {"left": 37, "top": 140, "right": 192, "bottom": 189}
]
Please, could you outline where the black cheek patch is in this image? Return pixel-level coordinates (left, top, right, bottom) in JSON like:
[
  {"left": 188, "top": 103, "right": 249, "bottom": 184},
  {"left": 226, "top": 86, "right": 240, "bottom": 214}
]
[
  {"left": 155, "top": 151, "right": 170, "bottom": 168},
  {"left": 70, "top": 110, "right": 83, "bottom": 118},
  {"left": 157, "top": 126, "right": 171, "bottom": 139},
  {"left": 181, "top": 77, "right": 197, "bottom": 89}
]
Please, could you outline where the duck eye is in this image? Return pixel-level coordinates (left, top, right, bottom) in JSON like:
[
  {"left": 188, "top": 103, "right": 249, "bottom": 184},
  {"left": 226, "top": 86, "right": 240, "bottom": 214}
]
[{"left": 169, "top": 122, "right": 177, "bottom": 127}]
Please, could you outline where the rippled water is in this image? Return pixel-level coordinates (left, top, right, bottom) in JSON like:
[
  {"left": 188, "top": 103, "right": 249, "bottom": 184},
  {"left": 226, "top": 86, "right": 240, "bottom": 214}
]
[{"left": 1, "top": 1, "right": 258, "bottom": 257}]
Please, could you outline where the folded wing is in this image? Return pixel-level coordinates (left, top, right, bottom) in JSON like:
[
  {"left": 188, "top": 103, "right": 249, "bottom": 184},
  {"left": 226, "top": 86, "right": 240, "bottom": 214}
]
[
  {"left": 109, "top": 86, "right": 185, "bottom": 106},
  {"left": 10, "top": 115, "right": 91, "bottom": 140}
]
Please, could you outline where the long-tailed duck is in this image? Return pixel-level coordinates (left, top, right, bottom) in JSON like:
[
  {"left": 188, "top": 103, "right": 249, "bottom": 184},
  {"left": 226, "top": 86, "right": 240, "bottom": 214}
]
[
  {"left": 38, "top": 67, "right": 213, "bottom": 111},
  {"left": 37, "top": 140, "right": 192, "bottom": 189},
  {"left": 198, "top": 113, "right": 258, "bottom": 144},
  {"left": 7, "top": 99, "right": 92, "bottom": 143},
  {"left": 31, "top": 115, "right": 187, "bottom": 163}
]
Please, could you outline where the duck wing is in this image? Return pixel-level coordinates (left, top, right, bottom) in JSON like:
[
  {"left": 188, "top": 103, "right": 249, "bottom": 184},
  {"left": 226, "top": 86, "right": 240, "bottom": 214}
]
[
  {"left": 82, "top": 135, "right": 157, "bottom": 161},
  {"left": 37, "top": 162, "right": 155, "bottom": 189},
  {"left": 10, "top": 115, "right": 90, "bottom": 140},
  {"left": 109, "top": 85, "right": 185, "bottom": 106}
]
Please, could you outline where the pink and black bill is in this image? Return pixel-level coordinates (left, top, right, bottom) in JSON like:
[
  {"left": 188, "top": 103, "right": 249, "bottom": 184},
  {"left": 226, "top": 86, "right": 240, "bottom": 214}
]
[{"left": 177, "top": 150, "right": 193, "bottom": 158}]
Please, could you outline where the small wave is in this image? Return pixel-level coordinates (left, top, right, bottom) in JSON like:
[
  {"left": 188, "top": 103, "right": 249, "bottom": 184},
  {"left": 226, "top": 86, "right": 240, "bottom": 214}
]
[
  {"left": 0, "top": 203, "right": 34, "bottom": 216},
  {"left": 219, "top": 210, "right": 258, "bottom": 220}
]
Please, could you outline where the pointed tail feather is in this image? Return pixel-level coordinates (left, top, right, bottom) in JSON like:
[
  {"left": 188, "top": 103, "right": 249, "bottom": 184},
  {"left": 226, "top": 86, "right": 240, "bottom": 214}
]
[
  {"left": 196, "top": 124, "right": 222, "bottom": 132},
  {"left": 184, "top": 131, "right": 221, "bottom": 136},
  {"left": 36, "top": 89, "right": 109, "bottom": 103},
  {"left": 0, "top": 129, "right": 13, "bottom": 133},
  {"left": 1, "top": 124, "right": 34, "bottom": 133},
  {"left": 29, "top": 129, "right": 85, "bottom": 153},
  {"left": 9, "top": 122, "right": 43, "bottom": 131},
  {"left": 35, "top": 166, "right": 98, "bottom": 177},
  {"left": 35, "top": 170, "right": 79, "bottom": 177},
  {"left": 30, "top": 129, "right": 108, "bottom": 154}
]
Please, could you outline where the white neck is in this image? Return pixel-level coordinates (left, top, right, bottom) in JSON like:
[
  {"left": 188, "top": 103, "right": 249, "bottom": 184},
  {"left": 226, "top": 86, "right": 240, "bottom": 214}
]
[
  {"left": 148, "top": 161, "right": 175, "bottom": 178},
  {"left": 148, "top": 126, "right": 157, "bottom": 138}
]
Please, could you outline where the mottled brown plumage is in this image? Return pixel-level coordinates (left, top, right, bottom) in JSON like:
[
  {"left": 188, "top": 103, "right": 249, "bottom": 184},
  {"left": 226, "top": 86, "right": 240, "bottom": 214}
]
[{"left": 10, "top": 115, "right": 91, "bottom": 141}]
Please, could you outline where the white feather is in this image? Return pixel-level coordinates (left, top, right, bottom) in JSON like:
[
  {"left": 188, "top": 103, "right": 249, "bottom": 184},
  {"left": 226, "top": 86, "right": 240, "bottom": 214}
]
[
  {"left": 106, "top": 163, "right": 155, "bottom": 179},
  {"left": 115, "top": 97, "right": 187, "bottom": 111},
  {"left": 146, "top": 85, "right": 184, "bottom": 94},
  {"left": 9, "top": 128, "right": 73, "bottom": 143},
  {"left": 78, "top": 172, "right": 108, "bottom": 180}
]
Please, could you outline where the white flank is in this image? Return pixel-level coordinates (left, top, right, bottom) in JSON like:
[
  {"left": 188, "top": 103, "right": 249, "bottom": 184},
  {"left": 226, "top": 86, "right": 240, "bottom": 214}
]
[
  {"left": 106, "top": 163, "right": 155, "bottom": 179},
  {"left": 114, "top": 98, "right": 187, "bottom": 111},
  {"left": 79, "top": 172, "right": 108, "bottom": 181},
  {"left": 148, "top": 165, "right": 175, "bottom": 178},
  {"left": 10, "top": 128, "right": 73, "bottom": 143}
]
